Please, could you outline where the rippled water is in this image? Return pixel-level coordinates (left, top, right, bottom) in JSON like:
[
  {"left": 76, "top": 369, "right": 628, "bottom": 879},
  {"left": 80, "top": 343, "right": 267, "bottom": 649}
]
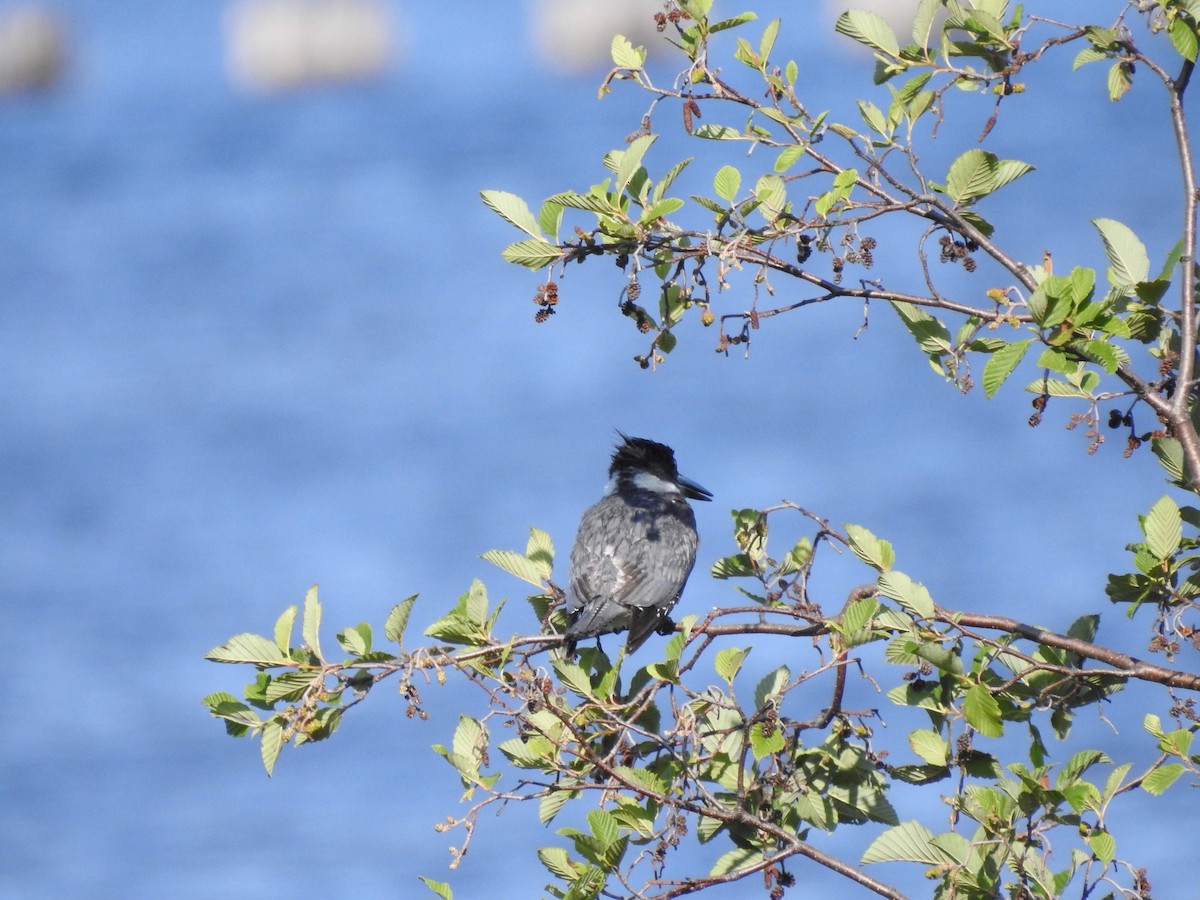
[{"left": 2, "top": 2, "right": 1193, "bottom": 897}]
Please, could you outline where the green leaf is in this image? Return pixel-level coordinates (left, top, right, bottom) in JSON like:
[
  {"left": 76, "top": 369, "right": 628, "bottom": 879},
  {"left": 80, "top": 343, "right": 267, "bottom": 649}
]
[
  {"left": 713, "top": 165, "right": 741, "bottom": 203},
  {"left": 302, "top": 585, "right": 323, "bottom": 660},
  {"left": 610, "top": 34, "right": 646, "bottom": 69},
  {"left": 537, "top": 200, "right": 563, "bottom": 240},
  {"left": 846, "top": 523, "right": 895, "bottom": 572},
  {"left": 502, "top": 238, "right": 561, "bottom": 270},
  {"left": 205, "top": 632, "right": 288, "bottom": 665},
  {"left": 539, "top": 790, "right": 572, "bottom": 825},
  {"left": 710, "top": 846, "right": 761, "bottom": 876},
  {"left": 754, "top": 173, "right": 787, "bottom": 221},
  {"left": 981, "top": 339, "right": 1033, "bottom": 398},
  {"left": 537, "top": 846, "right": 578, "bottom": 880},
  {"left": 877, "top": 570, "right": 935, "bottom": 618},
  {"left": 963, "top": 684, "right": 1004, "bottom": 737},
  {"left": 1093, "top": 218, "right": 1149, "bottom": 287},
  {"left": 1144, "top": 494, "right": 1182, "bottom": 560},
  {"left": 615, "top": 134, "right": 656, "bottom": 199},
  {"left": 754, "top": 665, "right": 791, "bottom": 708},
  {"left": 759, "top": 17, "right": 780, "bottom": 60},
  {"left": 945, "top": 149, "right": 997, "bottom": 203},
  {"left": 273, "top": 605, "right": 298, "bottom": 654},
  {"left": 1107, "top": 59, "right": 1133, "bottom": 101},
  {"left": 715, "top": 646, "right": 748, "bottom": 682},
  {"left": 418, "top": 876, "right": 453, "bottom": 900},
  {"left": 1142, "top": 762, "right": 1186, "bottom": 796},
  {"left": 749, "top": 721, "right": 786, "bottom": 759},
  {"left": 385, "top": 595, "right": 418, "bottom": 646},
  {"left": 641, "top": 197, "right": 684, "bottom": 222},
  {"left": 992, "top": 158, "right": 1035, "bottom": 190},
  {"left": 1170, "top": 16, "right": 1199, "bottom": 61},
  {"left": 481, "top": 548, "right": 547, "bottom": 588},
  {"left": 774, "top": 144, "right": 805, "bottom": 173},
  {"left": 709, "top": 12, "right": 757, "bottom": 34},
  {"left": 693, "top": 123, "right": 747, "bottom": 140},
  {"left": 834, "top": 10, "right": 900, "bottom": 57},
  {"left": 912, "top": 0, "right": 938, "bottom": 45},
  {"left": 861, "top": 820, "right": 957, "bottom": 865},
  {"left": 1087, "top": 828, "right": 1116, "bottom": 864},
  {"left": 910, "top": 729, "right": 949, "bottom": 765},
  {"left": 1152, "top": 437, "right": 1186, "bottom": 484},
  {"left": 260, "top": 717, "right": 284, "bottom": 776},
  {"left": 480, "top": 189, "right": 544, "bottom": 239}
]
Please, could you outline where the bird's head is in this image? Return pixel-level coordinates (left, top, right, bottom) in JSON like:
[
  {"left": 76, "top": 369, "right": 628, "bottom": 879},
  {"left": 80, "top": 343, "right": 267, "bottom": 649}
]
[{"left": 607, "top": 433, "right": 713, "bottom": 502}]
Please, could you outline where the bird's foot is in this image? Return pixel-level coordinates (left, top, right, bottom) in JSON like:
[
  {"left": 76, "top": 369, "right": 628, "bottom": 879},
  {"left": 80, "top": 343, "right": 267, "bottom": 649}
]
[{"left": 654, "top": 616, "right": 677, "bottom": 637}]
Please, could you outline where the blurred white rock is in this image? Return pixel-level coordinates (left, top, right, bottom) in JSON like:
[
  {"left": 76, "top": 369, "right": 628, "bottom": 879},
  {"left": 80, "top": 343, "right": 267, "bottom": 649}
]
[
  {"left": 224, "top": 0, "right": 400, "bottom": 91},
  {"left": 0, "top": 6, "right": 65, "bottom": 94},
  {"left": 529, "top": 0, "right": 667, "bottom": 73}
]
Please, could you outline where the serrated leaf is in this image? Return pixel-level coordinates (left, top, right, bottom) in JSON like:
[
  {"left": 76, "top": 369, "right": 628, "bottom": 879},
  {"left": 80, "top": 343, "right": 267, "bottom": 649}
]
[
  {"left": 693, "top": 123, "right": 747, "bottom": 140},
  {"left": 912, "top": 0, "right": 938, "bottom": 45},
  {"left": 710, "top": 846, "right": 760, "bottom": 877},
  {"left": 1142, "top": 762, "right": 1186, "bottom": 796},
  {"left": 1107, "top": 59, "right": 1133, "bottom": 101},
  {"left": 1088, "top": 828, "right": 1116, "bottom": 863},
  {"left": 610, "top": 34, "right": 646, "bottom": 69},
  {"left": 945, "top": 149, "right": 998, "bottom": 203},
  {"left": 862, "top": 821, "right": 956, "bottom": 865},
  {"left": 1152, "top": 438, "right": 1186, "bottom": 483},
  {"left": 846, "top": 523, "right": 895, "bottom": 572},
  {"left": 715, "top": 646, "right": 748, "bottom": 682},
  {"left": 539, "top": 790, "right": 572, "bottom": 825},
  {"left": 774, "top": 144, "right": 805, "bottom": 173},
  {"left": 963, "top": 684, "right": 1004, "bottom": 737},
  {"left": 760, "top": 17, "right": 780, "bottom": 60},
  {"left": 502, "top": 238, "right": 561, "bottom": 270},
  {"left": 640, "top": 197, "right": 684, "bottom": 222},
  {"left": 302, "top": 585, "right": 323, "bottom": 660},
  {"left": 481, "top": 548, "right": 547, "bottom": 588},
  {"left": 753, "top": 666, "right": 790, "bottom": 711},
  {"left": 273, "top": 605, "right": 297, "bottom": 653},
  {"left": 749, "top": 720, "right": 786, "bottom": 759},
  {"left": 616, "top": 134, "right": 656, "bottom": 199},
  {"left": 754, "top": 173, "right": 787, "bottom": 221},
  {"left": 385, "top": 595, "right": 418, "bottom": 646},
  {"left": 260, "top": 717, "right": 284, "bottom": 776},
  {"left": 538, "top": 845, "right": 577, "bottom": 879},
  {"left": 713, "top": 165, "right": 741, "bottom": 203},
  {"left": 480, "top": 189, "right": 544, "bottom": 239},
  {"left": 205, "top": 632, "right": 288, "bottom": 665},
  {"left": 877, "top": 570, "right": 935, "bottom": 618},
  {"left": 418, "top": 876, "right": 453, "bottom": 900},
  {"left": 834, "top": 9, "right": 900, "bottom": 57},
  {"left": 1170, "top": 16, "right": 1199, "bottom": 61},
  {"left": 1144, "top": 494, "right": 1182, "bottom": 560},
  {"left": 981, "top": 339, "right": 1033, "bottom": 398},
  {"left": 992, "top": 158, "right": 1034, "bottom": 190},
  {"left": 537, "top": 201, "right": 563, "bottom": 240},
  {"left": 909, "top": 729, "right": 949, "bottom": 766},
  {"left": 545, "top": 191, "right": 620, "bottom": 215},
  {"left": 1093, "top": 218, "right": 1149, "bottom": 287}
]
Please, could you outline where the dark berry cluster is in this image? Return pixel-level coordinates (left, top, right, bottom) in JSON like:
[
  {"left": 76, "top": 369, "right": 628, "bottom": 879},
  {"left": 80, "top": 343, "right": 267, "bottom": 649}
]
[
  {"left": 938, "top": 233, "right": 979, "bottom": 271},
  {"left": 533, "top": 281, "right": 558, "bottom": 323}
]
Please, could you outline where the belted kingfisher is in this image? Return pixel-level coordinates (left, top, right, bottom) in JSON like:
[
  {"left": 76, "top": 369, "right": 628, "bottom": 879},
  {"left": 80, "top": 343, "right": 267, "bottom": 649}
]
[{"left": 563, "top": 434, "right": 712, "bottom": 656}]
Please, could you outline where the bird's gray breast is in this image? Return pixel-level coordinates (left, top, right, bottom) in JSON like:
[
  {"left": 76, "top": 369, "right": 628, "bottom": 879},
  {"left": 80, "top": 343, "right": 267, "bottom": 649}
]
[{"left": 566, "top": 490, "right": 699, "bottom": 616}]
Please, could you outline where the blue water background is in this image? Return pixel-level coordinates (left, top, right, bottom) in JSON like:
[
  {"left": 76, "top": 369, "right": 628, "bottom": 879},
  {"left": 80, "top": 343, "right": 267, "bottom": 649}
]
[{"left": 2, "top": 1, "right": 1195, "bottom": 896}]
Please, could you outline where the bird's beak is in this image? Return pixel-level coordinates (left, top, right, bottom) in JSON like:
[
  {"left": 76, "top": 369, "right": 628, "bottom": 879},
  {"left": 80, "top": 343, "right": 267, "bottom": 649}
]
[{"left": 678, "top": 474, "right": 713, "bottom": 501}]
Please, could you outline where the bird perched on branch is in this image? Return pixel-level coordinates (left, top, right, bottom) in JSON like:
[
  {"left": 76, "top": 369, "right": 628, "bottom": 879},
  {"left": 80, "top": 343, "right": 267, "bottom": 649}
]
[{"left": 563, "top": 434, "right": 711, "bottom": 656}]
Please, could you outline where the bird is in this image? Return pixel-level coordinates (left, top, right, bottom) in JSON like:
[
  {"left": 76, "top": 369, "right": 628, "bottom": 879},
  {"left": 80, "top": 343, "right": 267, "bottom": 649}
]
[{"left": 562, "top": 434, "right": 712, "bottom": 656}]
